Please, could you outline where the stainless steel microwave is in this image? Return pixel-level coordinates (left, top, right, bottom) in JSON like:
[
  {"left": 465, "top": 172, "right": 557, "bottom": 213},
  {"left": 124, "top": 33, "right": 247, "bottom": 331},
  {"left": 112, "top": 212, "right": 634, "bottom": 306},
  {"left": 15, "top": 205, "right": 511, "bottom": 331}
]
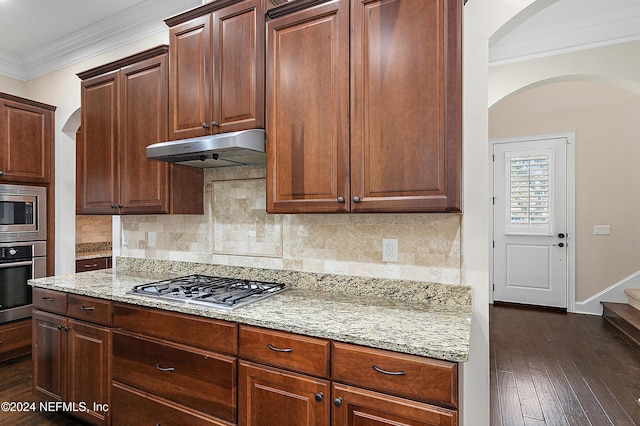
[{"left": 0, "top": 184, "right": 46, "bottom": 242}]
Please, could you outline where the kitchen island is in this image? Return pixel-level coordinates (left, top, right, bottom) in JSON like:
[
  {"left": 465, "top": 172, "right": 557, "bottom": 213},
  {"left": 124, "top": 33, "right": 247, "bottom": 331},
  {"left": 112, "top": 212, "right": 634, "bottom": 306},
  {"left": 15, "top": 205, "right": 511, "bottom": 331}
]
[{"left": 29, "top": 257, "right": 472, "bottom": 425}]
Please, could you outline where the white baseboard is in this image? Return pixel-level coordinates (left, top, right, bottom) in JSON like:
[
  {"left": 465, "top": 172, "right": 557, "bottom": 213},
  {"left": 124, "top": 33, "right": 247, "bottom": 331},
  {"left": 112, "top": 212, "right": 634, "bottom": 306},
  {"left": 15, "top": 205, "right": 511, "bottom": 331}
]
[{"left": 574, "top": 270, "right": 640, "bottom": 316}]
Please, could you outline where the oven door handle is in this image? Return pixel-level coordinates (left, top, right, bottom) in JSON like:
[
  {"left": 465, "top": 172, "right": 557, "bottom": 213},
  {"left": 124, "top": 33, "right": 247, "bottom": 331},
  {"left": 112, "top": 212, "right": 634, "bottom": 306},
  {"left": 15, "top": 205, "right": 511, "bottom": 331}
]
[{"left": 0, "top": 260, "right": 32, "bottom": 269}]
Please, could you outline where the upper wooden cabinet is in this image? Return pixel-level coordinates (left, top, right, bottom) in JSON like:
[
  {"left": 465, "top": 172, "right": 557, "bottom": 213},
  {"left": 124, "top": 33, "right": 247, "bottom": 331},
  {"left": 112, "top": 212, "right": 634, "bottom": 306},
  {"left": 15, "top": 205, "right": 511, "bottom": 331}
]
[
  {"left": 0, "top": 93, "right": 55, "bottom": 184},
  {"left": 77, "top": 46, "right": 203, "bottom": 215},
  {"left": 165, "top": 0, "right": 265, "bottom": 141},
  {"left": 266, "top": 0, "right": 462, "bottom": 213}
]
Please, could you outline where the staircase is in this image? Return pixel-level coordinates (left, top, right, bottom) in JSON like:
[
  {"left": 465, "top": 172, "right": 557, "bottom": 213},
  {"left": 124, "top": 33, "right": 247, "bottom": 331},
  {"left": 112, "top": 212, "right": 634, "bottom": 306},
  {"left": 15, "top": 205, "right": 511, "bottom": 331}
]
[{"left": 601, "top": 289, "right": 640, "bottom": 347}]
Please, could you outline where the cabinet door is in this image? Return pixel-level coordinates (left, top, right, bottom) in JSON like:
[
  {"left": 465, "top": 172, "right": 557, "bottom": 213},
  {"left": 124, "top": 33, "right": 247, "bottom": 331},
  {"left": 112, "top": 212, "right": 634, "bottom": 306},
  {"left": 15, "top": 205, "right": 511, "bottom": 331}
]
[
  {"left": 0, "top": 99, "right": 52, "bottom": 183},
  {"left": 266, "top": 0, "right": 350, "bottom": 213},
  {"left": 332, "top": 383, "right": 457, "bottom": 426},
  {"left": 119, "top": 53, "right": 170, "bottom": 214},
  {"left": 32, "top": 310, "right": 67, "bottom": 401},
  {"left": 169, "top": 15, "right": 213, "bottom": 140},
  {"left": 79, "top": 71, "right": 119, "bottom": 214},
  {"left": 67, "top": 320, "right": 111, "bottom": 425},
  {"left": 212, "top": 0, "right": 265, "bottom": 134},
  {"left": 239, "top": 360, "right": 330, "bottom": 426},
  {"left": 350, "top": 0, "right": 462, "bottom": 212}
]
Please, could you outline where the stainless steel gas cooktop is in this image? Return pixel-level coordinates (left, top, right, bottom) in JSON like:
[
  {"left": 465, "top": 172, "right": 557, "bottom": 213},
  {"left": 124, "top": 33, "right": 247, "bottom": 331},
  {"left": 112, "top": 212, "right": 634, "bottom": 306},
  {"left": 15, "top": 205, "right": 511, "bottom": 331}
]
[{"left": 129, "top": 275, "right": 285, "bottom": 310}]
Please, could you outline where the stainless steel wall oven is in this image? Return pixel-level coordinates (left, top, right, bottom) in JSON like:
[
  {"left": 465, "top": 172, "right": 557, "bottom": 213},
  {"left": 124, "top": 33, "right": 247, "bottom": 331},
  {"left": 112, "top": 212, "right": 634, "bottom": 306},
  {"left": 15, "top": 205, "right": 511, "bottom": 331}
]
[{"left": 0, "top": 240, "right": 46, "bottom": 323}]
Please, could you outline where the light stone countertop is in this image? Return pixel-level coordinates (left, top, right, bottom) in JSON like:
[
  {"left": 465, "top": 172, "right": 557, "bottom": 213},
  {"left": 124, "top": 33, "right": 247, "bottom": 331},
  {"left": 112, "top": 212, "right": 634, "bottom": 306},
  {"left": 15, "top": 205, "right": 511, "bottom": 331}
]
[{"left": 29, "top": 261, "right": 472, "bottom": 363}]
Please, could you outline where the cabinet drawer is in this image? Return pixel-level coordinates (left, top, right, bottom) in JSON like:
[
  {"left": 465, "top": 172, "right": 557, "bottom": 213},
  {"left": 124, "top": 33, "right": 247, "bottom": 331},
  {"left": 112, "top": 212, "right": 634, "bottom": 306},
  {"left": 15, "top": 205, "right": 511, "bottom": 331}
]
[
  {"left": 239, "top": 325, "right": 330, "bottom": 378},
  {"left": 112, "top": 381, "right": 234, "bottom": 426},
  {"left": 113, "top": 331, "right": 237, "bottom": 422},
  {"left": 68, "top": 294, "right": 112, "bottom": 326},
  {"left": 75, "top": 257, "right": 109, "bottom": 272},
  {"left": 0, "top": 319, "right": 31, "bottom": 354},
  {"left": 331, "top": 342, "right": 458, "bottom": 409},
  {"left": 32, "top": 288, "right": 67, "bottom": 315},
  {"left": 113, "top": 303, "right": 237, "bottom": 355}
]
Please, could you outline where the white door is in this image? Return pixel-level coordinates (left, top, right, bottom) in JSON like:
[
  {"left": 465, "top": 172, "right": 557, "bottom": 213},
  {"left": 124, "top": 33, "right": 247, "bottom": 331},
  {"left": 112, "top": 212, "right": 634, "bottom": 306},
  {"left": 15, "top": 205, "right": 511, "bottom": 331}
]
[{"left": 493, "top": 137, "right": 568, "bottom": 308}]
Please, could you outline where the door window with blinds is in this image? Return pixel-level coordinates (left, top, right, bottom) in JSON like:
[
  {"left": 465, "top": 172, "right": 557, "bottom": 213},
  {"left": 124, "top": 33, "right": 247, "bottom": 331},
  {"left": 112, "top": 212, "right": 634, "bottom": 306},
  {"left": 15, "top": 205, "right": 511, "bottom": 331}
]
[{"left": 504, "top": 148, "right": 554, "bottom": 235}]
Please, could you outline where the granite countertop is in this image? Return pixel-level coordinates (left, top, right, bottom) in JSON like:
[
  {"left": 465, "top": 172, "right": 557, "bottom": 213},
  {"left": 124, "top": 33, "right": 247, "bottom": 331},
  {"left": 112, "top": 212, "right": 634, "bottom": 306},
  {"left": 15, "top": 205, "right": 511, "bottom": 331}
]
[
  {"left": 29, "top": 258, "right": 472, "bottom": 363},
  {"left": 75, "top": 242, "right": 112, "bottom": 261}
]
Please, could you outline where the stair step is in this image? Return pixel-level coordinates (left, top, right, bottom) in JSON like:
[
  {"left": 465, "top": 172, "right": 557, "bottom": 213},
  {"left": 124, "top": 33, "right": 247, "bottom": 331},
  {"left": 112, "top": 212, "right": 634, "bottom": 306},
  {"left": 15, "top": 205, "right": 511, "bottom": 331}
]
[
  {"left": 625, "top": 288, "right": 640, "bottom": 311},
  {"left": 601, "top": 302, "right": 640, "bottom": 348}
]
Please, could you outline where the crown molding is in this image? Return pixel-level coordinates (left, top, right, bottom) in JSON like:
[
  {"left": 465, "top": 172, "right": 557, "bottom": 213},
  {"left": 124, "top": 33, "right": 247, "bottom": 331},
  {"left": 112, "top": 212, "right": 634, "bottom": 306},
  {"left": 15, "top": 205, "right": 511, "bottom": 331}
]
[
  {"left": 489, "top": 2, "right": 640, "bottom": 65},
  {"left": 0, "top": 0, "right": 200, "bottom": 81}
]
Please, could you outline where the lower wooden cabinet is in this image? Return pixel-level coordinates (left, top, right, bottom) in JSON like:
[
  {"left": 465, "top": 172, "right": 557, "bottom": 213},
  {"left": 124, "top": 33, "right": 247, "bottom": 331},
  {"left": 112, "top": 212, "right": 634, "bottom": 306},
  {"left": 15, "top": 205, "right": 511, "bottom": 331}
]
[
  {"left": 75, "top": 257, "right": 111, "bottom": 272},
  {"left": 238, "top": 360, "right": 330, "bottom": 426},
  {"left": 332, "top": 383, "right": 457, "bottom": 426},
  {"left": 112, "top": 381, "right": 234, "bottom": 426},
  {"left": 32, "top": 310, "right": 111, "bottom": 425},
  {"left": 0, "top": 319, "right": 31, "bottom": 362},
  {"left": 31, "top": 294, "right": 460, "bottom": 425},
  {"left": 112, "top": 330, "right": 237, "bottom": 422}
]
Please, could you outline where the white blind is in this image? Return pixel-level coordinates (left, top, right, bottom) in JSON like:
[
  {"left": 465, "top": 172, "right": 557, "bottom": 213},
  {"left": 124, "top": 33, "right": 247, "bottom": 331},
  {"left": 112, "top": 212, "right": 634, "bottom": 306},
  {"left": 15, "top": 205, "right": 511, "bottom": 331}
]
[{"left": 510, "top": 155, "right": 549, "bottom": 225}]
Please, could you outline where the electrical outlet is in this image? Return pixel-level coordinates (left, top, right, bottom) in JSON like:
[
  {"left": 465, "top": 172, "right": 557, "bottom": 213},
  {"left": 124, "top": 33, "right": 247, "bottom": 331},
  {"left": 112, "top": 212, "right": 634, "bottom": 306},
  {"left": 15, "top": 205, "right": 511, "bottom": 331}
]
[
  {"left": 382, "top": 239, "right": 398, "bottom": 262},
  {"left": 148, "top": 231, "right": 156, "bottom": 247}
]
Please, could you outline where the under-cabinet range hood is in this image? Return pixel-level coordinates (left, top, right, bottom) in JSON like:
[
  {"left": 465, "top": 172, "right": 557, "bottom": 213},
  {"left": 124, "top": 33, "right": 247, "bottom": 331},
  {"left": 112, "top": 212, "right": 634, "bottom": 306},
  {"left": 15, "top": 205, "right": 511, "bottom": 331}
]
[{"left": 146, "top": 129, "right": 265, "bottom": 168}]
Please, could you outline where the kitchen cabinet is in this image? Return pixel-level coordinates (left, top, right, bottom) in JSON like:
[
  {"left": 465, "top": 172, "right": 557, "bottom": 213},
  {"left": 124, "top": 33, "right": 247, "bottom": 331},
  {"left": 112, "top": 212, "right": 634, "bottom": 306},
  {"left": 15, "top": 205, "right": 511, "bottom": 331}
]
[
  {"left": 165, "top": 0, "right": 265, "bottom": 140},
  {"left": 239, "top": 325, "right": 458, "bottom": 425},
  {"left": 266, "top": 0, "right": 462, "bottom": 213},
  {"left": 0, "top": 93, "right": 55, "bottom": 184},
  {"left": 77, "top": 45, "right": 203, "bottom": 215},
  {"left": 112, "top": 303, "right": 238, "bottom": 424},
  {"left": 32, "top": 288, "right": 112, "bottom": 426},
  {"left": 238, "top": 325, "right": 331, "bottom": 426},
  {"left": 0, "top": 319, "right": 31, "bottom": 362},
  {"left": 75, "top": 257, "right": 111, "bottom": 273},
  {"left": 332, "top": 384, "right": 457, "bottom": 426}
]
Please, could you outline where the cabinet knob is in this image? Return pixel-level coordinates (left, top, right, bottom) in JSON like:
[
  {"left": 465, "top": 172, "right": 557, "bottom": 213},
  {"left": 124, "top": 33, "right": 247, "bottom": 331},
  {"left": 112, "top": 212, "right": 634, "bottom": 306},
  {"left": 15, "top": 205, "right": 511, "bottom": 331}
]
[
  {"left": 57, "top": 325, "right": 63, "bottom": 330},
  {"left": 0, "top": 171, "right": 3, "bottom": 175},
  {"left": 337, "top": 196, "right": 345, "bottom": 204},
  {"left": 553, "top": 242, "right": 565, "bottom": 248},
  {"left": 111, "top": 205, "right": 116, "bottom": 209},
  {"left": 211, "top": 121, "right": 219, "bottom": 127},
  {"left": 315, "top": 392, "right": 323, "bottom": 402},
  {"left": 202, "top": 122, "right": 209, "bottom": 129},
  {"left": 353, "top": 196, "right": 360, "bottom": 203},
  {"left": 333, "top": 397, "right": 342, "bottom": 408},
  {"left": 558, "top": 233, "right": 565, "bottom": 239}
]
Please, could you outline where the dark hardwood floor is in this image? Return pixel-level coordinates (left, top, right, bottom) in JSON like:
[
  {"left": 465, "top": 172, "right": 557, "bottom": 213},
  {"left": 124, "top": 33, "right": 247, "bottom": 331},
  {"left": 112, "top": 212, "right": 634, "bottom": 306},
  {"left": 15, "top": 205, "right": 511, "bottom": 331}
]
[
  {"left": 491, "top": 303, "right": 640, "bottom": 425},
  {"left": 0, "top": 355, "right": 85, "bottom": 425}
]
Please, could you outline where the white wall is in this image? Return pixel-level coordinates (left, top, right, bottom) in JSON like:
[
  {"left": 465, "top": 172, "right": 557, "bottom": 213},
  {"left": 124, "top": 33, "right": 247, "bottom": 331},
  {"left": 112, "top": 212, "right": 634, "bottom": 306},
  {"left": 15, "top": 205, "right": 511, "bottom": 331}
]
[{"left": 461, "top": 0, "right": 536, "bottom": 424}]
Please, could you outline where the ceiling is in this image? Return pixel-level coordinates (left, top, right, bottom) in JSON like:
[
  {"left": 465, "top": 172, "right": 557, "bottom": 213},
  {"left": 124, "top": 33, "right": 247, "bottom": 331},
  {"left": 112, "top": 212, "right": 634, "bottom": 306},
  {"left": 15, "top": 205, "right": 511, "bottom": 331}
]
[
  {"left": 1, "top": 0, "right": 640, "bottom": 80},
  {"left": 0, "top": 0, "right": 200, "bottom": 81},
  {"left": 490, "top": 0, "right": 640, "bottom": 64}
]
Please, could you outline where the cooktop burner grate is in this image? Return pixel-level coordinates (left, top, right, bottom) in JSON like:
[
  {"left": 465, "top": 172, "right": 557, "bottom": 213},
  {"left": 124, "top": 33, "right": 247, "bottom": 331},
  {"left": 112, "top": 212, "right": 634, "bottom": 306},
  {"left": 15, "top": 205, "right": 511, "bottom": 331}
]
[{"left": 129, "top": 274, "right": 285, "bottom": 310}]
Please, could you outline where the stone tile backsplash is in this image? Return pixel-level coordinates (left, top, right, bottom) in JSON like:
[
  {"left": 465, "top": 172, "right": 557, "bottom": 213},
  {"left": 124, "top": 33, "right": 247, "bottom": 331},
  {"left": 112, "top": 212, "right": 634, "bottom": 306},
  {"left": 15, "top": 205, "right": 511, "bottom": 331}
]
[{"left": 120, "top": 165, "right": 462, "bottom": 284}]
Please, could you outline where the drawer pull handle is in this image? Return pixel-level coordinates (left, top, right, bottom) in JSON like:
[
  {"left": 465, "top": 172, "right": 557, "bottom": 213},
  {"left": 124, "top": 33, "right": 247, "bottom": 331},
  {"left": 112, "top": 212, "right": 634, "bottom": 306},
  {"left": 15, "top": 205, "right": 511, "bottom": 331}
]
[
  {"left": 42, "top": 297, "right": 55, "bottom": 302},
  {"left": 80, "top": 306, "right": 95, "bottom": 311},
  {"left": 84, "top": 264, "right": 98, "bottom": 268},
  {"left": 372, "top": 365, "right": 406, "bottom": 376},
  {"left": 156, "top": 364, "right": 175, "bottom": 372},
  {"left": 267, "top": 343, "right": 293, "bottom": 353}
]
